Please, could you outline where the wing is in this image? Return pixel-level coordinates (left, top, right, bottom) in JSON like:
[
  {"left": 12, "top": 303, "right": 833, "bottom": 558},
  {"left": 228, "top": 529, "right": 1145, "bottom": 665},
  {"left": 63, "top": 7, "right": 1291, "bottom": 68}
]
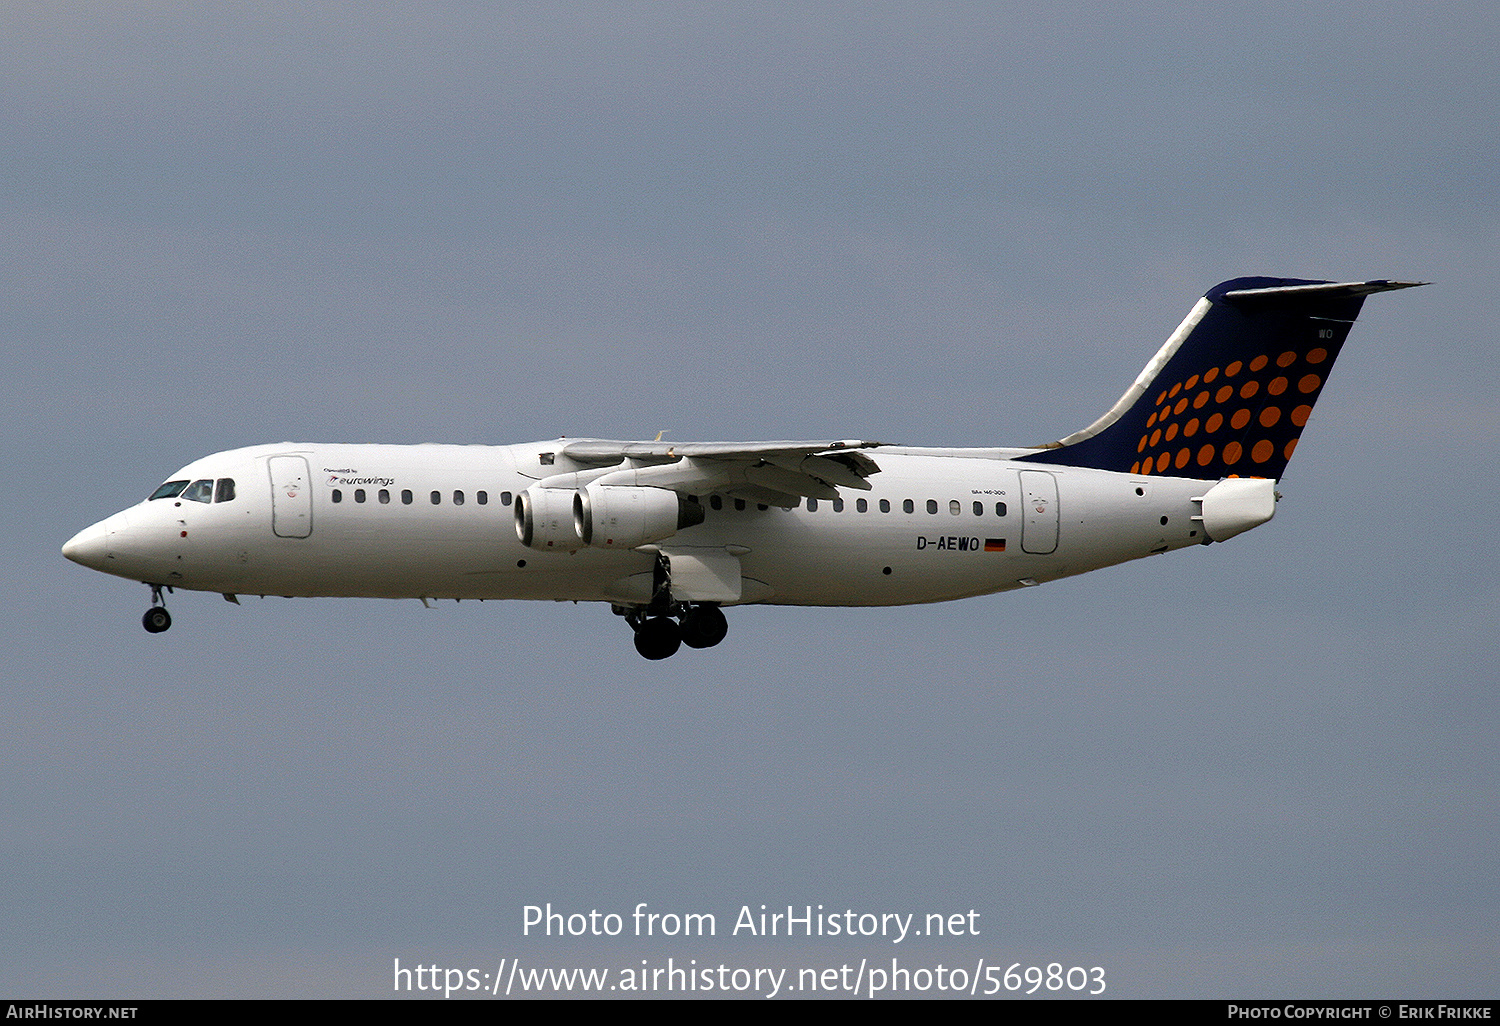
[{"left": 558, "top": 438, "right": 884, "bottom": 507}]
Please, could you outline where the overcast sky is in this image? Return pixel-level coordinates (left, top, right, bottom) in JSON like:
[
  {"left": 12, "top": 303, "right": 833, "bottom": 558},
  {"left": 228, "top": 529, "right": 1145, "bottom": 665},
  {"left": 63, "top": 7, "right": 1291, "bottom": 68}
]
[{"left": 5, "top": 2, "right": 1497, "bottom": 999}]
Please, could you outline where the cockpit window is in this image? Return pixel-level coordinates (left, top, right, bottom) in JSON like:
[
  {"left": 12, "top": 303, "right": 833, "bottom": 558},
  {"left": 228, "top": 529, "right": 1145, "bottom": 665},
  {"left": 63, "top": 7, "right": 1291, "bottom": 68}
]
[
  {"left": 180, "top": 479, "right": 214, "bottom": 503},
  {"left": 149, "top": 480, "right": 189, "bottom": 500},
  {"left": 214, "top": 478, "right": 236, "bottom": 503}
]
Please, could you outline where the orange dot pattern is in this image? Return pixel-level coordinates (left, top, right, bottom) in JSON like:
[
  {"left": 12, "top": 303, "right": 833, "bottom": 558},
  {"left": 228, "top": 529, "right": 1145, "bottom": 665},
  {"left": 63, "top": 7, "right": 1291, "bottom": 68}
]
[{"left": 1129, "top": 345, "right": 1334, "bottom": 478}]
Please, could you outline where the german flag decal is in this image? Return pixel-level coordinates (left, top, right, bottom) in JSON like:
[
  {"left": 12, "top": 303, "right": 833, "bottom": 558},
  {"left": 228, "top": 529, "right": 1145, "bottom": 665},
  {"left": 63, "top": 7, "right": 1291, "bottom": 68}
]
[{"left": 984, "top": 538, "right": 1006, "bottom": 552}]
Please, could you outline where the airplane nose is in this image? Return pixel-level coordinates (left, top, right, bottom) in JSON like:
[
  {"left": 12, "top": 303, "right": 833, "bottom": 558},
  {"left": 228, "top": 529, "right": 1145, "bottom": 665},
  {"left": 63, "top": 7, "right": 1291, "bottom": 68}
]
[{"left": 62, "top": 515, "right": 117, "bottom": 571}]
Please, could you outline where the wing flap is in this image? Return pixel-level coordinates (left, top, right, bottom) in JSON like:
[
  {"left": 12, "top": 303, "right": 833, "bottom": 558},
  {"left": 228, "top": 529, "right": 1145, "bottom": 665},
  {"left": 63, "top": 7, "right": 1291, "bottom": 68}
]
[
  {"left": 743, "top": 462, "right": 840, "bottom": 501},
  {"left": 556, "top": 438, "right": 883, "bottom": 505},
  {"left": 562, "top": 438, "right": 880, "bottom": 464}
]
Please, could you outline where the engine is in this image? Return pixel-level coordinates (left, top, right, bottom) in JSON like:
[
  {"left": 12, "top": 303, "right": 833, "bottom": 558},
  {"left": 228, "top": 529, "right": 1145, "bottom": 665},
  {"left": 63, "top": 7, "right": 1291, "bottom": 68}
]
[
  {"left": 514, "top": 486, "right": 584, "bottom": 551},
  {"left": 574, "top": 484, "right": 704, "bottom": 549}
]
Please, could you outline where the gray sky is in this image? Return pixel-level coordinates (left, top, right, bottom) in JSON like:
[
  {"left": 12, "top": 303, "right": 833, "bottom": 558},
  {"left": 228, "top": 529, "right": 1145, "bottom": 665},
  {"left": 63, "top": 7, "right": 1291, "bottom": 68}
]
[{"left": 5, "top": 1, "right": 1496, "bottom": 998}]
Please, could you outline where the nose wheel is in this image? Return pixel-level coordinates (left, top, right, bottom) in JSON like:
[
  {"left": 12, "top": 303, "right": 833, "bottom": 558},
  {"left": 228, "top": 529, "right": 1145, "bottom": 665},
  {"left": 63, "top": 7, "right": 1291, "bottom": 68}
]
[{"left": 142, "top": 585, "right": 172, "bottom": 633}]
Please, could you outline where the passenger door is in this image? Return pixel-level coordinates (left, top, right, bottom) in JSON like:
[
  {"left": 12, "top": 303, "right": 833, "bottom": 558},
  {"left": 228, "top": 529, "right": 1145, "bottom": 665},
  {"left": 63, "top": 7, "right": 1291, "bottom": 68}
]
[
  {"left": 1019, "top": 470, "right": 1058, "bottom": 555},
  {"left": 268, "top": 455, "right": 312, "bottom": 538}
]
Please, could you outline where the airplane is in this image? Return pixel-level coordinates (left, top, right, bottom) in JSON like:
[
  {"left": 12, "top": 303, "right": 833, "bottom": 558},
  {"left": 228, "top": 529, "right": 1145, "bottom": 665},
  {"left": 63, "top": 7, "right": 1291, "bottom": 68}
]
[{"left": 63, "top": 276, "right": 1421, "bottom": 658}]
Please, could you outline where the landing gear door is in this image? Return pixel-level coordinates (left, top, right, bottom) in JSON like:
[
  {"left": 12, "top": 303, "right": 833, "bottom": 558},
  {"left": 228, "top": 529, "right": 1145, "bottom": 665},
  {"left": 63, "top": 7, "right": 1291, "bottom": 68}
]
[
  {"left": 1019, "top": 470, "right": 1058, "bottom": 555},
  {"left": 268, "top": 455, "right": 312, "bottom": 539}
]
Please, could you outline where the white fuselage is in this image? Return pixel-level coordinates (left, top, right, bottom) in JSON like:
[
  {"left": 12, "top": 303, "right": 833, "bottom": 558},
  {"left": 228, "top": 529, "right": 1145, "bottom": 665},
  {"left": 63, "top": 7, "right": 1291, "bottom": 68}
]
[
  {"left": 63, "top": 276, "right": 1406, "bottom": 657},
  {"left": 64, "top": 441, "right": 1220, "bottom": 607}
]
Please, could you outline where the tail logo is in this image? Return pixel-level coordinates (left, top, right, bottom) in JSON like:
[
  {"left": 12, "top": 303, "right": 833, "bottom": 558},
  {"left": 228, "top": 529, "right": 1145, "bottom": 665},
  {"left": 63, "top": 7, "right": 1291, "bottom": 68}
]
[{"left": 1129, "top": 347, "right": 1328, "bottom": 476}]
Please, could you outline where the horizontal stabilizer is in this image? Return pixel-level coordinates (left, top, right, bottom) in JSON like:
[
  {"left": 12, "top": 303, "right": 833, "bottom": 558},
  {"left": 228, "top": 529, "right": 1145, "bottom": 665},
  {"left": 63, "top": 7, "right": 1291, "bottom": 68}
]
[{"left": 1222, "top": 280, "right": 1427, "bottom": 301}]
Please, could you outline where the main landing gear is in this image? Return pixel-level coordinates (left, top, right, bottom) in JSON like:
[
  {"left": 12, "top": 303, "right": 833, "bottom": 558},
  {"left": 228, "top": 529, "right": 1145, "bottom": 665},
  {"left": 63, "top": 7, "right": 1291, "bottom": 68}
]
[
  {"left": 142, "top": 584, "right": 172, "bottom": 634},
  {"left": 617, "top": 550, "right": 731, "bottom": 659},
  {"left": 621, "top": 603, "right": 730, "bottom": 660}
]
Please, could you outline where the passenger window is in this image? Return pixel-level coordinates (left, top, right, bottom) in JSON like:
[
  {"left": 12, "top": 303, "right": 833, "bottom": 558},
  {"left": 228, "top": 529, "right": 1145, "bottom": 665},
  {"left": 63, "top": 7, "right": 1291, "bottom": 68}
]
[
  {"left": 402, "top": 490, "right": 413, "bottom": 505},
  {"left": 378, "top": 489, "right": 390, "bottom": 504},
  {"left": 926, "top": 499, "right": 938, "bottom": 514},
  {"left": 454, "top": 491, "right": 464, "bottom": 505},
  {"left": 735, "top": 498, "right": 746, "bottom": 512},
  {"left": 148, "top": 480, "right": 189, "bottom": 500},
  {"left": 903, "top": 499, "right": 914, "bottom": 514},
  {"left": 950, "top": 499, "right": 961, "bottom": 515},
  {"left": 181, "top": 479, "right": 214, "bottom": 503},
  {"left": 215, "top": 479, "right": 236, "bottom": 503},
  {"left": 880, "top": 499, "right": 891, "bottom": 513},
  {"left": 807, "top": 498, "right": 819, "bottom": 512},
  {"left": 478, "top": 491, "right": 488, "bottom": 505},
  {"left": 973, "top": 501, "right": 983, "bottom": 516},
  {"left": 832, "top": 498, "right": 844, "bottom": 512},
  {"left": 502, "top": 491, "right": 513, "bottom": 506},
  {"left": 710, "top": 495, "right": 723, "bottom": 511},
  {"left": 856, "top": 498, "right": 868, "bottom": 513},
  {"left": 332, "top": 489, "right": 343, "bottom": 503},
  {"left": 431, "top": 491, "right": 441, "bottom": 505},
  {"left": 355, "top": 489, "right": 366, "bottom": 503},
  {"left": 996, "top": 502, "right": 1007, "bottom": 516}
]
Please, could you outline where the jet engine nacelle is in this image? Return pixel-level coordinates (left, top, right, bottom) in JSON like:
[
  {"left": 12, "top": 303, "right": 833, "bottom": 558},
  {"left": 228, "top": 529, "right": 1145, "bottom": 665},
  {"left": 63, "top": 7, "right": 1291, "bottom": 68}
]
[
  {"left": 515, "top": 486, "right": 584, "bottom": 551},
  {"left": 575, "top": 484, "right": 705, "bottom": 549}
]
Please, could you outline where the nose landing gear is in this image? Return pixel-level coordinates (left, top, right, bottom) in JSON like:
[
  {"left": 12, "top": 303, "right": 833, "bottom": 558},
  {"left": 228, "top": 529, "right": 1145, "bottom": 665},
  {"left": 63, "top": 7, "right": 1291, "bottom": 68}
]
[{"left": 142, "top": 584, "right": 172, "bottom": 633}]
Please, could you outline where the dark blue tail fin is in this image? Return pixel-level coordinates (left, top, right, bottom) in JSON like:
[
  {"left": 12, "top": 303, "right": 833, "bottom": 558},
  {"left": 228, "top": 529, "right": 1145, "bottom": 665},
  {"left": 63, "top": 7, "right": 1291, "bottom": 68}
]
[{"left": 1019, "top": 277, "right": 1423, "bottom": 480}]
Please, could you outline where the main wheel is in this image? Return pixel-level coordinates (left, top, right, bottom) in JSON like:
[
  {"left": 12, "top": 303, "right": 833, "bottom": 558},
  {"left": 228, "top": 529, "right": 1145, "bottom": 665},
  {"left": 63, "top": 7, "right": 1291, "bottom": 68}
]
[
  {"left": 680, "top": 605, "right": 728, "bottom": 649},
  {"left": 142, "top": 607, "right": 172, "bottom": 633},
  {"left": 633, "top": 616, "right": 682, "bottom": 660}
]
